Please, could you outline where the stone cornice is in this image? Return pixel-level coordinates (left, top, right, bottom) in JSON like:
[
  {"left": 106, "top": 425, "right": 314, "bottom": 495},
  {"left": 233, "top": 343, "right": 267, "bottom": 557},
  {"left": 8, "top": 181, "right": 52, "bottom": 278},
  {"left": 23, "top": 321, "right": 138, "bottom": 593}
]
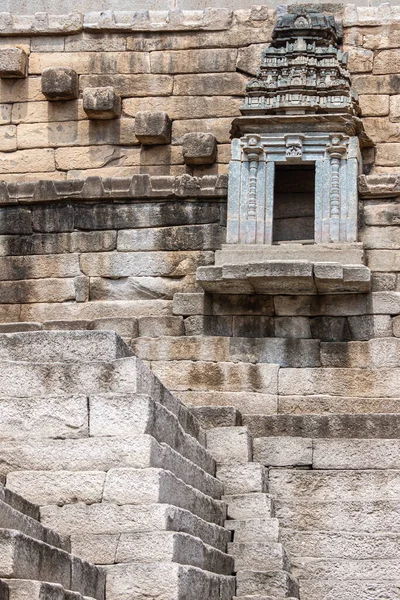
[
  {"left": 0, "top": 174, "right": 228, "bottom": 206},
  {"left": 358, "top": 174, "right": 400, "bottom": 198}
]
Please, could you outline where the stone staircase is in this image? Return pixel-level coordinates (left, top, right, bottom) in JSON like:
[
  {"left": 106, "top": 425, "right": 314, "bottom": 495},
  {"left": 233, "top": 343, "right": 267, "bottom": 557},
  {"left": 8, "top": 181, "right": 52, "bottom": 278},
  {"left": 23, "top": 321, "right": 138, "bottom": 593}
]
[
  {"left": 0, "top": 481, "right": 105, "bottom": 600},
  {"left": 0, "top": 330, "right": 235, "bottom": 600}
]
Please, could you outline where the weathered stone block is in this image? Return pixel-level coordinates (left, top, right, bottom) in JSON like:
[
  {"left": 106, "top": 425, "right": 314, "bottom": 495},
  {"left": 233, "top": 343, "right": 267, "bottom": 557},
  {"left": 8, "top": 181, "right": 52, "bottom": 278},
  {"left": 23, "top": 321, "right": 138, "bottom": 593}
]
[
  {"left": 217, "top": 463, "right": 267, "bottom": 494},
  {"left": 173, "top": 292, "right": 211, "bottom": 316},
  {"left": 41, "top": 67, "right": 79, "bottom": 101},
  {"left": 134, "top": 111, "right": 171, "bottom": 145},
  {"left": 138, "top": 316, "right": 184, "bottom": 337},
  {"left": 359, "top": 94, "right": 389, "bottom": 117},
  {"left": 0, "top": 48, "right": 28, "bottom": 78},
  {"left": 83, "top": 86, "right": 121, "bottom": 120},
  {"left": 206, "top": 427, "right": 251, "bottom": 464},
  {"left": 182, "top": 133, "right": 217, "bottom": 165},
  {"left": 150, "top": 48, "right": 237, "bottom": 74},
  {"left": 253, "top": 436, "right": 312, "bottom": 467}
]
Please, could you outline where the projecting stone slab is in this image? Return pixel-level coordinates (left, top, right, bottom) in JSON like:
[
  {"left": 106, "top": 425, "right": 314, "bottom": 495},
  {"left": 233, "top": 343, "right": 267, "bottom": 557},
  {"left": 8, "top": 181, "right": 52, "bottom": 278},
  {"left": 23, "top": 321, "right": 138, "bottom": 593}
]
[
  {"left": 182, "top": 133, "right": 217, "bottom": 165},
  {"left": 197, "top": 258, "right": 370, "bottom": 295},
  {"left": 41, "top": 67, "right": 79, "bottom": 101},
  {"left": 0, "top": 48, "right": 28, "bottom": 78},
  {"left": 135, "top": 111, "right": 171, "bottom": 145},
  {"left": 83, "top": 86, "right": 121, "bottom": 120}
]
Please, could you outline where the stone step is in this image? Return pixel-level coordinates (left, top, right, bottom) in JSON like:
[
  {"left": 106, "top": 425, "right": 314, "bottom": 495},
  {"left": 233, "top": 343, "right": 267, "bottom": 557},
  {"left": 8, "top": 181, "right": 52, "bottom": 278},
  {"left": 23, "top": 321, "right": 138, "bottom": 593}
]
[
  {"left": 225, "top": 518, "right": 280, "bottom": 543},
  {"left": 275, "top": 499, "right": 400, "bottom": 532},
  {"left": 0, "top": 331, "right": 131, "bottom": 363},
  {"left": 279, "top": 367, "right": 400, "bottom": 398},
  {"left": 0, "top": 580, "right": 97, "bottom": 600},
  {"left": 217, "top": 463, "right": 268, "bottom": 495},
  {"left": 293, "top": 557, "right": 400, "bottom": 580},
  {"left": 178, "top": 390, "right": 278, "bottom": 415},
  {"left": 0, "top": 484, "right": 39, "bottom": 521},
  {"left": 106, "top": 562, "right": 235, "bottom": 600},
  {"left": 0, "top": 357, "right": 205, "bottom": 446},
  {"left": 102, "top": 468, "right": 226, "bottom": 526},
  {"left": 236, "top": 569, "right": 299, "bottom": 599},
  {"left": 11, "top": 468, "right": 226, "bottom": 527},
  {"left": 0, "top": 497, "right": 69, "bottom": 551},
  {"left": 112, "top": 531, "right": 233, "bottom": 575},
  {"left": 41, "top": 503, "right": 231, "bottom": 553},
  {"left": 0, "top": 529, "right": 105, "bottom": 600},
  {"left": 269, "top": 469, "right": 400, "bottom": 501},
  {"left": 281, "top": 529, "right": 400, "bottom": 559},
  {"left": 228, "top": 542, "right": 291, "bottom": 571},
  {"left": 151, "top": 361, "right": 279, "bottom": 393},
  {"left": 278, "top": 395, "right": 400, "bottom": 415},
  {"left": 88, "top": 393, "right": 213, "bottom": 474},
  {"left": 223, "top": 494, "right": 274, "bottom": 520},
  {"left": 299, "top": 578, "right": 400, "bottom": 600},
  {"left": 243, "top": 413, "right": 400, "bottom": 439},
  {"left": 1, "top": 435, "right": 221, "bottom": 499}
]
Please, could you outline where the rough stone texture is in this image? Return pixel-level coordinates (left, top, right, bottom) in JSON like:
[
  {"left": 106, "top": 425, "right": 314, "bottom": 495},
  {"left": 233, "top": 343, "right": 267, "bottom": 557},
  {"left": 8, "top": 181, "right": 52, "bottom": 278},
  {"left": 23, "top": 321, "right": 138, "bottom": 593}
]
[
  {"left": 134, "top": 111, "right": 172, "bottom": 145},
  {"left": 0, "top": 48, "right": 28, "bottom": 78},
  {"left": 83, "top": 86, "right": 121, "bottom": 120},
  {"left": 41, "top": 67, "right": 79, "bottom": 101},
  {"left": 182, "top": 133, "right": 217, "bottom": 165}
]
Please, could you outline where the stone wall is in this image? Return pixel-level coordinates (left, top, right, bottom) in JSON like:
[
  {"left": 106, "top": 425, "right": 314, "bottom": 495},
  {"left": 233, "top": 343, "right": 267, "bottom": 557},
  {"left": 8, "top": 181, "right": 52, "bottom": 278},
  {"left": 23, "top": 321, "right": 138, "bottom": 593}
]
[{"left": 0, "top": 4, "right": 400, "bottom": 336}]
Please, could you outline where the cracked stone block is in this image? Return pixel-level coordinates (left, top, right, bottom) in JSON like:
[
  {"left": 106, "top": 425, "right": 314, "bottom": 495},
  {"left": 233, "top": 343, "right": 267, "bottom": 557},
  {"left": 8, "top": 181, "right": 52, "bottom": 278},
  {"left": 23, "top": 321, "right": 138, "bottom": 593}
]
[
  {"left": 134, "top": 111, "right": 171, "bottom": 145},
  {"left": 41, "top": 67, "right": 79, "bottom": 101},
  {"left": 182, "top": 133, "right": 217, "bottom": 165},
  {"left": 0, "top": 48, "right": 28, "bottom": 78},
  {"left": 83, "top": 86, "right": 121, "bottom": 120}
]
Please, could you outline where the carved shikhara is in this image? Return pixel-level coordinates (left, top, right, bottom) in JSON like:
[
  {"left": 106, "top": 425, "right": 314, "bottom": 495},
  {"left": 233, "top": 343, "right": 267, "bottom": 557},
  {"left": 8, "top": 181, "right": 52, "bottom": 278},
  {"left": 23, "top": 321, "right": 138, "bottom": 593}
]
[{"left": 226, "top": 11, "right": 370, "bottom": 247}]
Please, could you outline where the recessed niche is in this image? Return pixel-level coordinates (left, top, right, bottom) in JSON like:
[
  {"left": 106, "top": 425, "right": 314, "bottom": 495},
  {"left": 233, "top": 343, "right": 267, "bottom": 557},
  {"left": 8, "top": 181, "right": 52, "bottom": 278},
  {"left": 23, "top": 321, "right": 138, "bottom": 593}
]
[{"left": 272, "top": 164, "right": 315, "bottom": 243}]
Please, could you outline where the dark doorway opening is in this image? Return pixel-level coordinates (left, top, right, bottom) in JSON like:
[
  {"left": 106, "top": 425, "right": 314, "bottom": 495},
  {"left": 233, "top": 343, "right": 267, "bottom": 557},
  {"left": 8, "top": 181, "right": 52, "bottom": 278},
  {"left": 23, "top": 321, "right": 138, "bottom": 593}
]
[{"left": 272, "top": 164, "right": 315, "bottom": 243}]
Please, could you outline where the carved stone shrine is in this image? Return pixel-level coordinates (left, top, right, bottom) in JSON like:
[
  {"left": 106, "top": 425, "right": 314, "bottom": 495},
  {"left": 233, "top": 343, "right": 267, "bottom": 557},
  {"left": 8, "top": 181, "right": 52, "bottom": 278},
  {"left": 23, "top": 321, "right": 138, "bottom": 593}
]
[{"left": 197, "top": 11, "right": 373, "bottom": 295}]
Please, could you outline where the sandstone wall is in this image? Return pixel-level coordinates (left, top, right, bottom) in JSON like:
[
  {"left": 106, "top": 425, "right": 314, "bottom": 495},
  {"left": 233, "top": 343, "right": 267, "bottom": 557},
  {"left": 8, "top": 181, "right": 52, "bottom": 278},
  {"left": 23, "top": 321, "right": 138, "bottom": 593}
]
[{"left": 0, "top": 4, "right": 399, "bottom": 334}]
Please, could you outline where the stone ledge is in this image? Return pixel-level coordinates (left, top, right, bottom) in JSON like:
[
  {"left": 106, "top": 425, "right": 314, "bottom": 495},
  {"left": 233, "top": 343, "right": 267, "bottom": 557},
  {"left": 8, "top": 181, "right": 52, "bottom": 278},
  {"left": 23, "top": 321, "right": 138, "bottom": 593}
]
[
  {"left": 0, "top": 174, "right": 228, "bottom": 206},
  {"left": 196, "top": 260, "right": 371, "bottom": 295},
  {"left": 0, "top": 7, "right": 276, "bottom": 35},
  {"left": 358, "top": 173, "right": 400, "bottom": 198}
]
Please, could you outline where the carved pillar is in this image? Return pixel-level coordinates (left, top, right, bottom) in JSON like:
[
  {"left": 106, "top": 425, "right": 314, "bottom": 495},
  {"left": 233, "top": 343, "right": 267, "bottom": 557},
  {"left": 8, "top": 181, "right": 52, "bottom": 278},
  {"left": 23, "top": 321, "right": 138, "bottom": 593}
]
[
  {"left": 327, "top": 135, "right": 347, "bottom": 243},
  {"left": 243, "top": 136, "right": 262, "bottom": 244}
]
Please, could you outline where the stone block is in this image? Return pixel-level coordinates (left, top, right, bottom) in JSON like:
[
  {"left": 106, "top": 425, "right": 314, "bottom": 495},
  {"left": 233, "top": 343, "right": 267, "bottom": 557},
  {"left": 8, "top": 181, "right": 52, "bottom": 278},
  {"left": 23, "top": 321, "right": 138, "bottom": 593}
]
[
  {"left": 0, "top": 278, "right": 76, "bottom": 304},
  {"left": 229, "top": 337, "right": 320, "bottom": 368},
  {"left": 83, "top": 86, "right": 121, "bottom": 120},
  {"left": 90, "top": 317, "right": 139, "bottom": 338},
  {"left": 253, "top": 436, "right": 313, "bottom": 467},
  {"left": 151, "top": 360, "right": 279, "bottom": 393},
  {"left": 376, "top": 143, "right": 400, "bottom": 167},
  {"left": 274, "top": 316, "right": 311, "bottom": 338},
  {"left": 217, "top": 463, "right": 267, "bottom": 494},
  {"left": 7, "top": 470, "right": 105, "bottom": 506},
  {"left": 102, "top": 467, "right": 225, "bottom": 525},
  {"left": 89, "top": 275, "right": 196, "bottom": 302},
  {"left": 41, "top": 67, "right": 79, "bottom": 101},
  {"left": 138, "top": 316, "right": 184, "bottom": 337},
  {"left": 0, "top": 394, "right": 87, "bottom": 440},
  {"left": 0, "top": 125, "right": 16, "bottom": 152},
  {"left": 32, "top": 204, "right": 74, "bottom": 233},
  {"left": 206, "top": 426, "right": 251, "bottom": 464},
  {"left": 133, "top": 337, "right": 230, "bottom": 363},
  {"left": 134, "top": 111, "right": 171, "bottom": 145},
  {"left": 0, "top": 148, "right": 55, "bottom": 174},
  {"left": 236, "top": 570, "right": 298, "bottom": 598},
  {"left": 228, "top": 541, "right": 289, "bottom": 572},
  {"left": 117, "top": 223, "right": 223, "bottom": 252},
  {"left": 359, "top": 94, "right": 389, "bottom": 117},
  {"left": 190, "top": 406, "right": 241, "bottom": 429},
  {"left": 172, "top": 118, "right": 232, "bottom": 145},
  {"left": 71, "top": 555, "right": 106, "bottom": 600},
  {"left": 178, "top": 391, "right": 277, "bottom": 415},
  {"left": 313, "top": 439, "right": 400, "bottom": 470},
  {"left": 106, "top": 563, "right": 227, "bottom": 600},
  {"left": 0, "top": 48, "right": 28, "bottom": 78},
  {"left": 310, "top": 316, "right": 351, "bottom": 342},
  {"left": 42, "top": 502, "right": 230, "bottom": 552},
  {"left": 174, "top": 73, "right": 247, "bottom": 96},
  {"left": 348, "top": 47, "right": 373, "bottom": 73},
  {"left": 123, "top": 95, "right": 242, "bottom": 121},
  {"left": 348, "top": 315, "right": 392, "bottom": 340},
  {"left": 0, "top": 529, "right": 70, "bottom": 588},
  {"left": 223, "top": 492, "right": 273, "bottom": 520},
  {"left": 173, "top": 292, "right": 212, "bottom": 316},
  {"left": 74, "top": 275, "right": 89, "bottom": 302},
  {"left": 182, "top": 132, "right": 217, "bottom": 165},
  {"left": 0, "top": 254, "right": 80, "bottom": 281},
  {"left": 226, "top": 517, "right": 279, "bottom": 543},
  {"left": 150, "top": 48, "right": 237, "bottom": 74}
]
